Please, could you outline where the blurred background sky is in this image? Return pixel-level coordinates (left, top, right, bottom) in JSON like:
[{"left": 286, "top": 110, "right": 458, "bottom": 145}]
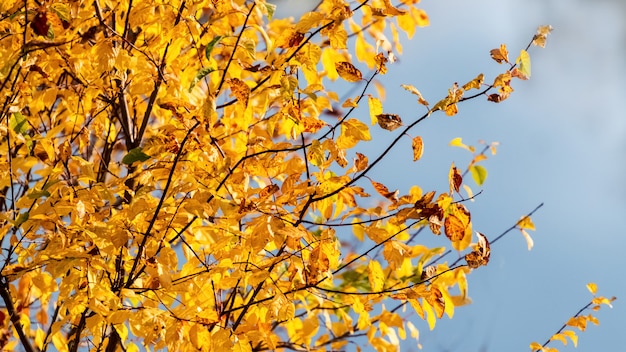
[{"left": 273, "top": 0, "right": 625, "bottom": 351}]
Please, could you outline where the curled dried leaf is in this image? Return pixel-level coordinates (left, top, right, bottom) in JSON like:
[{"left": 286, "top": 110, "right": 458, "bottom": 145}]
[
  {"left": 374, "top": 52, "right": 388, "bottom": 74},
  {"left": 533, "top": 25, "right": 553, "bottom": 48},
  {"left": 354, "top": 152, "right": 368, "bottom": 172},
  {"left": 462, "top": 73, "right": 484, "bottom": 90},
  {"left": 371, "top": 180, "right": 398, "bottom": 202},
  {"left": 421, "top": 265, "right": 437, "bottom": 281},
  {"left": 490, "top": 44, "right": 509, "bottom": 64},
  {"left": 376, "top": 114, "right": 402, "bottom": 131},
  {"left": 465, "top": 232, "right": 490, "bottom": 268},
  {"left": 425, "top": 287, "right": 445, "bottom": 319},
  {"left": 449, "top": 163, "right": 462, "bottom": 194}
]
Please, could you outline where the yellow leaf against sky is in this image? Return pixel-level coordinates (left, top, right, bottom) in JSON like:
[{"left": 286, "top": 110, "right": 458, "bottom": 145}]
[
  {"left": 517, "top": 49, "right": 532, "bottom": 78},
  {"left": 337, "top": 118, "right": 372, "bottom": 149},
  {"left": 335, "top": 61, "right": 363, "bottom": 82},
  {"left": 368, "top": 260, "right": 385, "bottom": 292}
]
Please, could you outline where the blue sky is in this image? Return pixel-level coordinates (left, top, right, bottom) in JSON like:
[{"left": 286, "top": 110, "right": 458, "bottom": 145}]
[
  {"left": 274, "top": 0, "right": 625, "bottom": 350},
  {"left": 399, "top": 1, "right": 625, "bottom": 350}
]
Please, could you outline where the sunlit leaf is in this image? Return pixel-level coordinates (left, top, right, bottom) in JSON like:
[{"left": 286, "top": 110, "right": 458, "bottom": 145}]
[
  {"left": 189, "top": 66, "right": 216, "bottom": 91},
  {"left": 586, "top": 283, "right": 598, "bottom": 295},
  {"left": 370, "top": 180, "right": 398, "bottom": 202},
  {"left": 368, "top": 260, "right": 385, "bottom": 291},
  {"left": 337, "top": 118, "right": 372, "bottom": 149},
  {"left": 490, "top": 44, "right": 509, "bottom": 64},
  {"left": 516, "top": 50, "right": 531, "bottom": 78},
  {"left": 465, "top": 232, "right": 490, "bottom": 268},
  {"left": 469, "top": 165, "right": 488, "bottom": 186},
  {"left": 205, "top": 36, "right": 223, "bottom": 59},
  {"left": 448, "top": 163, "right": 462, "bottom": 194},
  {"left": 401, "top": 84, "right": 429, "bottom": 105},
  {"left": 412, "top": 136, "right": 424, "bottom": 161},
  {"left": 335, "top": 61, "right": 362, "bottom": 82},
  {"left": 264, "top": 2, "right": 277, "bottom": 20},
  {"left": 10, "top": 112, "right": 28, "bottom": 134},
  {"left": 368, "top": 96, "right": 383, "bottom": 125},
  {"left": 517, "top": 216, "right": 535, "bottom": 230},
  {"left": 461, "top": 73, "right": 484, "bottom": 91}
]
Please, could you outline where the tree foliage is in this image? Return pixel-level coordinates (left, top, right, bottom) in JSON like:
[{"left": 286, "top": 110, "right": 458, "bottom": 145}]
[{"left": 0, "top": 0, "right": 612, "bottom": 351}]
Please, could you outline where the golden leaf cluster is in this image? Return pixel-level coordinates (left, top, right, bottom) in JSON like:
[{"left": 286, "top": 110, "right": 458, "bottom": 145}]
[{"left": 0, "top": 0, "right": 574, "bottom": 351}]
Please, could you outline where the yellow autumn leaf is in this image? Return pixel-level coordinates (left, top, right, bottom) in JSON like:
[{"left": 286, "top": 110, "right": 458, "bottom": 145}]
[
  {"left": 562, "top": 330, "right": 579, "bottom": 347},
  {"left": 0, "top": 0, "right": 568, "bottom": 350},
  {"left": 368, "top": 96, "right": 383, "bottom": 125},
  {"left": 462, "top": 73, "right": 484, "bottom": 90},
  {"left": 381, "top": 0, "right": 406, "bottom": 16},
  {"left": 448, "top": 137, "right": 475, "bottom": 152},
  {"left": 295, "top": 11, "right": 326, "bottom": 32},
  {"left": 586, "top": 282, "right": 598, "bottom": 295},
  {"left": 368, "top": 260, "right": 385, "bottom": 292},
  {"left": 517, "top": 49, "right": 531, "bottom": 78},
  {"left": 401, "top": 84, "right": 429, "bottom": 105},
  {"left": 336, "top": 118, "right": 372, "bottom": 149},
  {"left": 517, "top": 216, "right": 536, "bottom": 230}
]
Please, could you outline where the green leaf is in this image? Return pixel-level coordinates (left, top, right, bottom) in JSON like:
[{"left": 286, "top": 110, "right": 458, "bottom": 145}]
[
  {"left": 50, "top": 3, "right": 71, "bottom": 22},
  {"left": 10, "top": 112, "right": 28, "bottom": 134},
  {"left": 264, "top": 3, "right": 276, "bottom": 21},
  {"left": 189, "top": 67, "right": 216, "bottom": 92},
  {"left": 122, "top": 147, "right": 150, "bottom": 165},
  {"left": 15, "top": 211, "right": 29, "bottom": 228},
  {"left": 205, "top": 36, "right": 223, "bottom": 60},
  {"left": 28, "top": 189, "right": 51, "bottom": 199},
  {"left": 469, "top": 165, "right": 488, "bottom": 186}
]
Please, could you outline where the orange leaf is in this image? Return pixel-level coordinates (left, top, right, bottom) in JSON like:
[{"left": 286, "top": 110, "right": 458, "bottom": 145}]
[
  {"left": 370, "top": 180, "right": 398, "bottom": 202},
  {"left": 277, "top": 30, "right": 305, "bottom": 48},
  {"left": 425, "top": 287, "right": 445, "bottom": 319},
  {"left": 412, "top": 136, "right": 423, "bottom": 161},
  {"left": 490, "top": 44, "right": 509, "bottom": 64},
  {"left": 510, "top": 67, "right": 529, "bottom": 80},
  {"left": 227, "top": 78, "right": 250, "bottom": 105},
  {"left": 354, "top": 152, "right": 368, "bottom": 172},
  {"left": 335, "top": 61, "right": 362, "bottom": 82},
  {"left": 382, "top": 0, "right": 407, "bottom": 16},
  {"left": 444, "top": 215, "right": 465, "bottom": 242},
  {"left": 374, "top": 52, "right": 388, "bottom": 74},
  {"left": 259, "top": 184, "right": 279, "bottom": 198}
]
